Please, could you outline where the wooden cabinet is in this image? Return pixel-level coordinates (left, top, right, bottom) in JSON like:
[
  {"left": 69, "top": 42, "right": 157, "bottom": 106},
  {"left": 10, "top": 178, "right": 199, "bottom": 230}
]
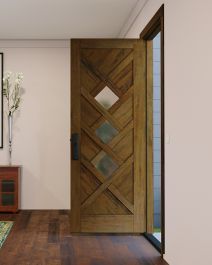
[{"left": 0, "top": 166, "right": 21, "bottom": 212}]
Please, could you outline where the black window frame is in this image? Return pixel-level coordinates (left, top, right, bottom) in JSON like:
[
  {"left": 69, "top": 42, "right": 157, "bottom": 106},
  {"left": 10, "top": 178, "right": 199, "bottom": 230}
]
[{"left": 140, "top": 4, "right": 165, "bottom": 255}]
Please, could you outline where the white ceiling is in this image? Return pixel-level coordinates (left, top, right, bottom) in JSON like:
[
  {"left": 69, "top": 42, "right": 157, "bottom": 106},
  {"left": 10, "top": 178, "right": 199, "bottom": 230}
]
[{"left": 0, "top": 0, "right": 146, "bottom": 39}]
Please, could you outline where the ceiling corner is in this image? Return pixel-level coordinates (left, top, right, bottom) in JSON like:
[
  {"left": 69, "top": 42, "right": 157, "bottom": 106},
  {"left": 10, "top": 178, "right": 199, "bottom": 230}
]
[{"left": 117, "top": 0, "right": 149, "bottom": 38}]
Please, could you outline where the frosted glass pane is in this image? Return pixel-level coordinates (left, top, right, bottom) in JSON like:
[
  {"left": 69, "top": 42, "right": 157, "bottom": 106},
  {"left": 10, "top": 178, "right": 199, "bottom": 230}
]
[
  {"left": 95, "top": 86, "right": 119, "bottom": 109},
  {"left": 96, "top": 121, "right": 118, "bottom": 144},
  {"left": 91, "top": 151, "right": 118, "bottom": 178}
]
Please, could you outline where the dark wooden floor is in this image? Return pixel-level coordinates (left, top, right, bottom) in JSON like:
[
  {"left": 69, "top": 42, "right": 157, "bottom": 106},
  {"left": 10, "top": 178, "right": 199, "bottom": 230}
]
[{"left": 0, "top": 210, "right": 168, "bottom": 265}]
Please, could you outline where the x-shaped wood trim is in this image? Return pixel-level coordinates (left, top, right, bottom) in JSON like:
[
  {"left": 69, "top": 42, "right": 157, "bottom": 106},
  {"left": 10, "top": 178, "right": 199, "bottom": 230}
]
[
  {"left": 81, "top": 121, "right": 123, "bottom": 166},
  {"left": 81, "top": 156, "right": 134, "bottom": 212},
  {"left": 80, "top": 51, "right": 135, "bottom": 216},
  {"left": 89, "top": 52, "right": 134, "bottom": 97},
  {"left": 81, "top": 59, "right": 122, "bottom": 98},
  {"left": 91, "top": 86, "right": 133, "bottom": 130},
  {"left": 109, "top": 120, "right": 134, "bottom": 149},
  {"left": 81, "top": 159, "right": 134, "bottom": 214},
  {"left": 81, "top": 87, "right": 123, "bottom": 131}
]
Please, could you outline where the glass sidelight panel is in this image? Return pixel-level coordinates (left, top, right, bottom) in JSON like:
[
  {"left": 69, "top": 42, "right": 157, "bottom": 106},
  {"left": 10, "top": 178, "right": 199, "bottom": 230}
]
[
  {"left": 141, "top": 4, "right": 164, "bottom": 253},
  {"left": 152, "top": 32, "right": 161, "bottom": 242}
]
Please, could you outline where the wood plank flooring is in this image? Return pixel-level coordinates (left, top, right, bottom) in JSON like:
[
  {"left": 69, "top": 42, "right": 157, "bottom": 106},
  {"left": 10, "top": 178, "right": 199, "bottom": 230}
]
[{"left": 0, "top": 210, "right": 168, "bottom": 265}]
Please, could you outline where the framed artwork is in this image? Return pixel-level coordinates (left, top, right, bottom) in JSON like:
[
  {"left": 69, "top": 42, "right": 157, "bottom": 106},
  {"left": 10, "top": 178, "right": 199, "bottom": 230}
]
[{"left": 0, "top": 53, "right": 3, "bottom": 148}]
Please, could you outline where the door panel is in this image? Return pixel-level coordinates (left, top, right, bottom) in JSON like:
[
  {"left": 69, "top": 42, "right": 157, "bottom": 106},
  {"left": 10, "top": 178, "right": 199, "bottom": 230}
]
[{"left": 71, "top": 39, "right": 146, "bottom": 233}]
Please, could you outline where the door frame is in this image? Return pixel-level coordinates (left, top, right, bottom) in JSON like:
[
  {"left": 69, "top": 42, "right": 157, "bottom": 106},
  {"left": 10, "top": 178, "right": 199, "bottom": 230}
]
[{"left": 140, "top": 5, "right": 165, "bottom": 254}]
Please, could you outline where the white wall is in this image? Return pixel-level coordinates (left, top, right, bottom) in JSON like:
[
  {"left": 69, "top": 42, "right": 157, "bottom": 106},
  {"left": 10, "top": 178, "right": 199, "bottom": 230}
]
[
  {"left": 120, "top": 0, "right": 212, "bottom": 264},
  {"left": 0, "top": 40, "right": 70, "bottom": 209},
  {"left": 1, "top": 2, "right": 212, "bottom": 262}
]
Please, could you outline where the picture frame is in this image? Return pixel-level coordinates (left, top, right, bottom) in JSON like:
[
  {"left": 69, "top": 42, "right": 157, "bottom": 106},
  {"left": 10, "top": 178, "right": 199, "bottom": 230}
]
[{"left": 0, "top": 53, "right": 3, "bottom": 148}]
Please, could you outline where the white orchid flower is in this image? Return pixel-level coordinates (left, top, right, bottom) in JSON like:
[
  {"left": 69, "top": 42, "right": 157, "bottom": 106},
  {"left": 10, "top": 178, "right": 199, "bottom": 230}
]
[{"left": 3, "top": 71, "right": 24, "bottom": 115}]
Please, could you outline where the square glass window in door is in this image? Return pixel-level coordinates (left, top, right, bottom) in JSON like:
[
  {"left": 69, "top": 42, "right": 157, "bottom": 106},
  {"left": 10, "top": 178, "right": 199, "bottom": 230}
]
[
  {"left": 91, "top": 151, "right": 118, "bottom": 178},
  {"left": 95, "top": 121, "right": 118, "bottom": 144},
  {"left": 95, "top": 86, "right": 119, "bottom": 109}
]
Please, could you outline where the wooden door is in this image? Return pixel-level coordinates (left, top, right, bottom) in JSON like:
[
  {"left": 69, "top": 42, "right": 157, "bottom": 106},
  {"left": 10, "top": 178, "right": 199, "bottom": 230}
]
[{"left": 71, "top": 39, "right": 146, "bottom": 233}]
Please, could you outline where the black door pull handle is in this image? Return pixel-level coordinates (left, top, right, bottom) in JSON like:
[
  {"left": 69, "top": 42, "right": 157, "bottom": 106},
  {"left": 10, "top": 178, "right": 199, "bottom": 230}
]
[{"left": 71, "top": 133, "right": 79, "bottom": 160}]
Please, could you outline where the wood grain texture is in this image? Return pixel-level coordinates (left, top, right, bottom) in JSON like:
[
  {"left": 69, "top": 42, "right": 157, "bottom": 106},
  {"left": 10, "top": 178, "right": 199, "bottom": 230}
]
[
  {"left": 146, "top": 41, "right": 154, "bottom": 233},
  {"left": 71, "top": 39, "right": 147, "bottom": 233},
  {"left": 81, "top": 158, "right": 134, "bottom": 213},
  {"left": 81, "top": 215, "right": 134, "bottom": 233},
  {"left": 81, "top": 49, "right": 132, "bottom": 97},
  {"left": 0, "top": 210, "right": 168, "bottom": 265},
  {"left": 133, "top": 40, "right": 147, "bottom": 232},
  {"left": 92, "top": 86, "right": 133, "bottom": 130},
  {"left": 82, "top": 121, "right": 123, "bottom": 165},
  {"left": 0, "top": 166, "right": 21, "bottom": 213},
  {"left": 80, "top": 39, "right": 135, "bottom": 48},
  {"left": 109, "top": 120, "right": 134, "bottom": 148},
  {"left": 81, "top": 58, "right": 122, "bottom": 98},
  {"left": 81, "top": 86, "right": 123, "bottom": 130},
  {"left": 81, "top": 156, "right": 133, "bottom": 210},
  {"left": 113, "top": 96, "right": 133, "bottom": 128},
  {"left": 112, "top": 130, "right": 133, "bottom": 162},
  {"left": 89, "top": 51, "right": 133, "bottom": 98},
  {"left": 70, "top": 39, "right": 81, "bottom": 232}
]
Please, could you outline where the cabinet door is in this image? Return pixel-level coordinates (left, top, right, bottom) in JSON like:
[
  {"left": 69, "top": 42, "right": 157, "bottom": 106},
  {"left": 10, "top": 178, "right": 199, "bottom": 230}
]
[
  {"left": 0, "top": 167, "right": 20, "bottom": 212},
  {"left": 0, "top": 179, "right": 16, "bottom": 207},
  {"left": 2, "top": 180, "right": 15, "bottom": 192},
  {"left": 1, "top": 193, "right": 15, "bottom": 206}
]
